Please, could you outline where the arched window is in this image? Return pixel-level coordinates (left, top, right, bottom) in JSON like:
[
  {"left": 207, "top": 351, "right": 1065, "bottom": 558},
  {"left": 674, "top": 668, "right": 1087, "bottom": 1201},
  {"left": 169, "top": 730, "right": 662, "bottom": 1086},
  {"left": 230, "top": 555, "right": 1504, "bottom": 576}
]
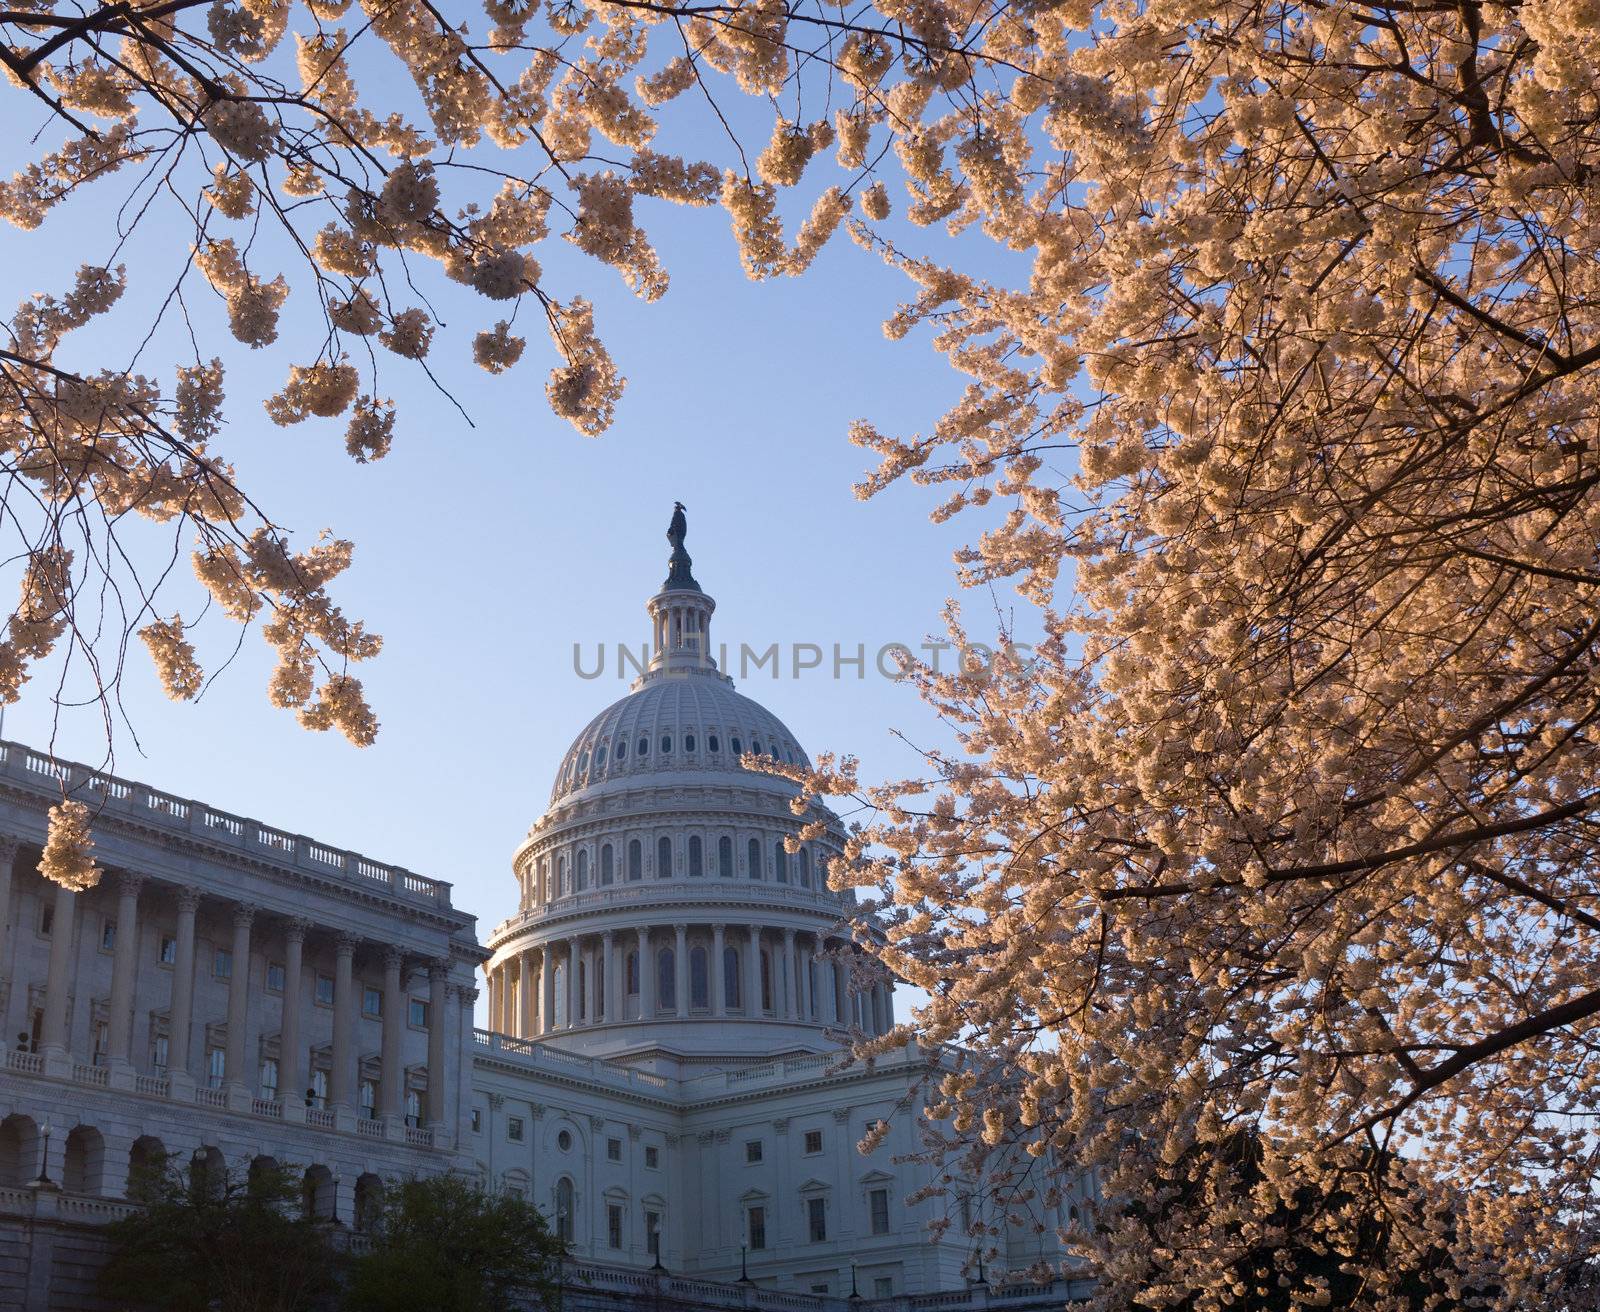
[
  {"left": 719, "top": 836, "right": 734, "bottom": 879},
  {"left": 556, "top": 1176, "right": 576, "bottom": 1243},
  {"left": 539, "top": 859, "right": 549, "bottom": 902},
  {"left": 748, "top": 838, "right": 762, "bottom": 880},
  {"left": 688, "top": 835, "right": 703, "bottom": 877},
  {"left": 732, "top": 736, "right": 743, "bottom": 755},
  {"left": 799, "top": 848, "right": 812, "bottom": 888},
  {"left": 601, "top": 843, "right": 614, "bottom": 885},
  {"left": 661, "top": 734, "right": 673, "bottom": 754},
  {"left": 638, "top": 736, "right": 650, "bottom": 757},
  {"left": 617, "top": 740, "right": 627, "bottom": 760},
  {"left": 685, "top": 733, "right": 696, "bottom": 752},
  {"left": 775, "top": 842, "right": 788, "bottom": 884},
  {"left": 723, "top": 946, "right": 742, "bottom": 1009},
  {"left": 751, "top": 738, "right": 762, "bottom": 755},
  {"left": 597, "top": 744, "right": 607, "bottom": 768},
  {"left": 558, "top": 854, "right": 568, "bottom": 896},
  {"left": 628, "top": 840, "right": 643, "bottom": 881},
  {"left": 576, "top": 848, "right": 589, "bottom": 890},
  {"left": 554, "top": 962, "right": 568, "bottom": 1021},
  {"left": 626, "top": 951, "right": 639, "bottom": 996},
  {"left": 658, "top": 948, "right": 676, "bottom": 1010},
  {"left": 579, "top": 750, "right": 589, "bottom": 775},
  {"left": 760, "top": 950, "right": 773, "bottom": 1012},
  {"left": 709, "top": 734, "right": 720, "bottom": 753},
  {"left": 690, "top": 946, "right": 709, "bottom": 1009},
  {"left": 657, "top": 836, "right": 672, "bottom": 879}
]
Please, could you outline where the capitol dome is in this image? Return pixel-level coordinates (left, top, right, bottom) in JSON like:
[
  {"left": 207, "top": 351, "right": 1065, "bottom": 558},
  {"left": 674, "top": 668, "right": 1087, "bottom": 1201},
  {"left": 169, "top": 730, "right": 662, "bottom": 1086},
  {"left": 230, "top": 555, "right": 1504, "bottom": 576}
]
[{"left": 483, "top": 506, "right": 892, "bottom": 1073}]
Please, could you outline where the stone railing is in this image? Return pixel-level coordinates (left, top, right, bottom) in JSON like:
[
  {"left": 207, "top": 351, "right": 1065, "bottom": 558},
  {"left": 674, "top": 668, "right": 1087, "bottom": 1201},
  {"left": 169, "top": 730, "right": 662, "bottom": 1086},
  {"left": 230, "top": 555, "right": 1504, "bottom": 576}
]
[
  {"left": 0, "top": 739, "right": 453, "bottom": 910},
  {"left": 556, "top": 1262, "right": 1093, "bottom": 1312},
  {"left": 473, "top": 1029, "right": 679, "bottom": 1096},
  {"left": 3, "top": 1051, "right": 442, "bottom": 1150}
]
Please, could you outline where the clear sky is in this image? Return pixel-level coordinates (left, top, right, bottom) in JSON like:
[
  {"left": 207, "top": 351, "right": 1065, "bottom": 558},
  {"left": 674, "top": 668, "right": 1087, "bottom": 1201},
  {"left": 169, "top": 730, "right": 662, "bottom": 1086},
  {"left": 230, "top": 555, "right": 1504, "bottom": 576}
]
[{"left": 0, "top": 57, "right": 1044, "bottom": 1022}]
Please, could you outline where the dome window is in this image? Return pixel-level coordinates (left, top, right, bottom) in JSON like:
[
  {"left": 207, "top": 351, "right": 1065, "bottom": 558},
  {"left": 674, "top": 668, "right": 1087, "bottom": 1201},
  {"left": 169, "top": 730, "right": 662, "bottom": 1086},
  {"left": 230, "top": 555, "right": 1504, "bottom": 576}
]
[
  {"left": 638, "top": 736, "right": 650, "bottom": 757},
  {"left": 661, "top": 735, "right": 673, "bottom": 754},
  {"left": 751, "top": 739, "right": 762, "bottom": 756},
  {"left": 558, "top": 1130, "right": 572, "bottom": 1152},
  {"left": 579, "top": 750, "right": 589, "bottom": 773},
  {"left": 616, "top": 740, "right": 627, "bottom": 760},
  {"left": 596, "top": 745, "right": 607, "bottom": 767},
  {"left": 708, "top": 734, "right": 720, "bottom": 752},
  {"left": 685, "top": 733, "right": 696, "bottom": 752},
  {"left": 731, "top": 736, "right": 743, "bottom": 756}
]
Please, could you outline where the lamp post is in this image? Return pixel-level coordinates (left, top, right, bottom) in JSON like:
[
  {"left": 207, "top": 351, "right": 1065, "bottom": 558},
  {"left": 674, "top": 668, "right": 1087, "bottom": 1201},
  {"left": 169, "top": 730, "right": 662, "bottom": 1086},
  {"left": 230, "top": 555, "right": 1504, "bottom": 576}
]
[
  {"left": 27, "top": 1119, "right": 53, "bottom": 1189},
  {"left": 847, "top": 1262, "right": 862, "bottom": 1303},
  {"left": 737, "top": 1244, "right": 753, "bottom": 1285}
]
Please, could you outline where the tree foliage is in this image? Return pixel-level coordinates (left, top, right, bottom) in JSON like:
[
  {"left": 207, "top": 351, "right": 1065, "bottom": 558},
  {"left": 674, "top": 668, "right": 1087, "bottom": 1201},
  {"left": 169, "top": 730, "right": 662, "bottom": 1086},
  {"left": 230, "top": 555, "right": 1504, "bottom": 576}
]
[
  {"left": 345, "top": 1174, "right": 563, "bottom": 1312},
  {"left": 98, "top": 1153, "right": 338, "bottom": 1312}
]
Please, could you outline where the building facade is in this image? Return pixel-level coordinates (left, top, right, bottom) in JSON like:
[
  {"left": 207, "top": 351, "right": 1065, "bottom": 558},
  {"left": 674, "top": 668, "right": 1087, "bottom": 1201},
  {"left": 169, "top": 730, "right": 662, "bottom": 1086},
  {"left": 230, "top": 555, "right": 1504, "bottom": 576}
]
[{"left": 0, "top": 516, "right": 1084, "bottom": 1309}]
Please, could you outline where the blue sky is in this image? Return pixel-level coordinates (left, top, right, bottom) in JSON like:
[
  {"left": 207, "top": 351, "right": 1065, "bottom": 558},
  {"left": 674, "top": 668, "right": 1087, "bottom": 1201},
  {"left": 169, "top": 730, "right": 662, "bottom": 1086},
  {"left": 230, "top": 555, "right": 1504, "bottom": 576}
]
[{"left": 0, "top": 48, "right": 1046, "bottom": 1021}]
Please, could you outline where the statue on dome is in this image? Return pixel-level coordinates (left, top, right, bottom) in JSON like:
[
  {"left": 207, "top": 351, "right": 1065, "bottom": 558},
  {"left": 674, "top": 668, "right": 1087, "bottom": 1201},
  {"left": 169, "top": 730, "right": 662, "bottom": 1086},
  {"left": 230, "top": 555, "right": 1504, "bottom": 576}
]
[{"left": 664, "top": 501, "right": 700, "bottom": 590}]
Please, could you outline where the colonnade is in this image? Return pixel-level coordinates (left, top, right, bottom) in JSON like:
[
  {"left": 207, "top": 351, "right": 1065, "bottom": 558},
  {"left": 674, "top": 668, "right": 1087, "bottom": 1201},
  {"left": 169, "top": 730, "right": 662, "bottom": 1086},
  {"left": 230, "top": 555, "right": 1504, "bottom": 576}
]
[
  {"left": 0, "top": 838, "right": 455, "bottom": 1129},
  {"left": 485, "top": 923, "right": 894, "bottom": 1040}
]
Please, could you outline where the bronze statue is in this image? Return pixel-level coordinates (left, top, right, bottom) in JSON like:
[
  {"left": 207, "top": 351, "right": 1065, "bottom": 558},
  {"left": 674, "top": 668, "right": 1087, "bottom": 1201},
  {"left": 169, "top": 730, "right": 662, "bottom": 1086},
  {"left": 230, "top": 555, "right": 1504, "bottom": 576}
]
[{"left": 664, "top": 501, "right": 699, "bottom": 590}]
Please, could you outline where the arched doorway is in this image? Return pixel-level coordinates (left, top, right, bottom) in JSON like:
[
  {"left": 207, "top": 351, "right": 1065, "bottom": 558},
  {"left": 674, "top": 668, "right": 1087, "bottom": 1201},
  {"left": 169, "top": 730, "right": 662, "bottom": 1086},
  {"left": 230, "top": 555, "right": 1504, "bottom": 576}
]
[
  {"left": 302, "top": 1164, "right": 334, "bottom": 1221},
  {"left": 62, "top": 1125, "right": 104, "bottom": 1194},
  {"left": 126, "top": 1136, "right": 167, "bottom": 1200},
  {"left": 354, "top": 1173, "right": 385, "bottom": 1232},
  {"left": 0, "top": 1114, "right": 38, "bottom": 1186}
]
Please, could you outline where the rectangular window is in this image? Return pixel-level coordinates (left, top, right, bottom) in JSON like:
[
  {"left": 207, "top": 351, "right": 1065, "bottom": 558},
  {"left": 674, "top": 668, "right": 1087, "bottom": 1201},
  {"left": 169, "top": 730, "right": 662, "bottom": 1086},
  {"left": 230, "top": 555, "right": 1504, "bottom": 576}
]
[
  {"left": 260, "top": 1058, "right": 279, "bottom": 1097},
  {"left": 808, "top": 1196, "right": 827, "bottom": 1243},
  {"left": 152, "top": 1034, "right": 169, "bottom": 1073},
  {"left": 748, "top": 1205, "right": 767, "bottom": 1250},
  {"left": 804, "top": 1129, "right": 823, "bottom": 1155},
  {"left": 607, "top": 1137, "right": 622, "bottom": 1163},
  {"left": 266, "top": 962, "right": 286, "bottom": 994},
  {"left": 92, "top": 1021, "right": 109, "bottom": 1063},
  {"left": 315, "top": 974, "right": 335, "bottom": 1006},
  {"left": 159, "top": 934, "right": 177, "bottom": 965},
  {"left": 310, "top": 1069, "right": 328, "bottom": 1108},
  {"left": 362, "top": 986, "right": 382, "bottom": 1018},
  {"left": 206, "top": 1047, "right": 225, "bottom": 1090},
  {"left": 100, "top": 918, "right": 116, "bottom": 952},
  {"left": 875, "top": 1278, "right": 894, "bottom": 1297},
  {"left": 608, "top": 1203, "right": 624, "bottom": 1249},
  {"left": 213, "top": 947, "right": 232, "bottom": 980},
  {"left": 471, "top": 1108, "right": 483, "bottom": 1134},
  {"left": 870, "top": 1188, "right": 891, "bottom": 1235},
  {"left": 508, "top": 1116, "right": 525, "bottom": 1142},
  {"left": 644, "top": 1145, "right": 659, "bottom": 1169},
  {"left": 745, "top": 1139, "right": 763, "bottom": 1164},
  {"left": 409, "top": 998, "right": 429, "bottom": 1028},
  {"left": 645, "top": 1210, "right": 661, "bottom": 1258},
  {"left": 38, "top": 900, "right": 53, "bottom": 937}
]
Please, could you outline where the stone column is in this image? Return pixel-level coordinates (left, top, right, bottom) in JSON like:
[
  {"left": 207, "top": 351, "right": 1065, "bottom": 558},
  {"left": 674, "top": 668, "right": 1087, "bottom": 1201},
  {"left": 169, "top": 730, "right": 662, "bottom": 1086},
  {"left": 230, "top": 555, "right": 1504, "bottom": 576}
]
[
  {"left": 833, "top": 958, "right": 849, "bottom": 1028},
  {"left": 517, "top": 953, "right": 534, "bottom": 1038},
  {"left": 330, "top": 933, "right": 356, "bottom": 1109},
  {"left": 796, "top": 936, "right": 811, "bottom": 1020},
  {"left": 224, "top": 904, "right": 255, "bottom": 1094},
  {"left": 280, "top": 919, "right": 308, "bottom": 1115},
  {"left": 427, "top": 959, "right": 449, "bottom": 1128},
  {"left": 818, "top": 939, "right": 836, "bottom": 1024},
  {"left": 39, "top": 882, "right": 78, "bottom": 1060},
  {"left": 601, "top": 931, "right": 616, "bottom": 1022},
  {"left": 106, "top": 873, "right": 144, "bottom": 1068},
  {"left": 711, "top": 924, "right": 726, "bottom": 1017},
  {"left": 167, "top": 887, "right": 201, "bottom": 1083},
  {"left": 583, "top": 943, "right": 597, "bottom": 1023},
  {"left": 673, "top": 924, "right": 688, "bottom": 1014},
  {"left": 0, "top": 837, "right": 18, "bottom": 1036},
  {"left": 637, "top": 926, "right": 654, "bottom": 1016},
  {"left": 747, "top": 925, "right": 762, "bottom": 1016},
  {"left": 567, "top": 937, "right": 580, "bottom": 1027},
  {"left": 541, "top": 943, "right": 556, "bottom": 1034},
  {"left": 782, "top": 929, "right": 798, "bottom": 1020},
  {"left": 381, "top": 947, "right": 405, "bottom": 1120}
]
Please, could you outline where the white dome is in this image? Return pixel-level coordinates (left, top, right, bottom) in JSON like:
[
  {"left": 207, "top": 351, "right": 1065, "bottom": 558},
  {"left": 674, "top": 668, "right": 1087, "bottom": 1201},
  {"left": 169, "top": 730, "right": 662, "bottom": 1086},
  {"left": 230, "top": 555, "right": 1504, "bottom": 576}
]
[{"left": 549, "top": 675, "right": 811, "bottom": 806}]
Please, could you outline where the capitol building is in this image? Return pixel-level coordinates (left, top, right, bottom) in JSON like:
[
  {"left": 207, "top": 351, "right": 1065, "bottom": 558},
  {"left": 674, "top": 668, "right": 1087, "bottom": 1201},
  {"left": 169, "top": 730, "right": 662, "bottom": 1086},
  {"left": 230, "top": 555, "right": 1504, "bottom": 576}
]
[{"left": 0, "top": 512, "right": 1088, "bottom": 1310}]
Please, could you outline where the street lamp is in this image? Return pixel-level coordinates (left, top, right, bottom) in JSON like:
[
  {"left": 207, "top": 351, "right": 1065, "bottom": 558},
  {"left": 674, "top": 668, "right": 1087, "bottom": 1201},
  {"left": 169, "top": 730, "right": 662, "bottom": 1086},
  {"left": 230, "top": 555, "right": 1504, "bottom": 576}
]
[
  {"left": 27, "top": 1119, "right": 53, "bottom": 1189},
  {"left": 847, "top": 1262, "right": 862, "bottom": 1303},
  {"left": 737, "top": 1245, "right": 753, "bottom": 1286}
]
